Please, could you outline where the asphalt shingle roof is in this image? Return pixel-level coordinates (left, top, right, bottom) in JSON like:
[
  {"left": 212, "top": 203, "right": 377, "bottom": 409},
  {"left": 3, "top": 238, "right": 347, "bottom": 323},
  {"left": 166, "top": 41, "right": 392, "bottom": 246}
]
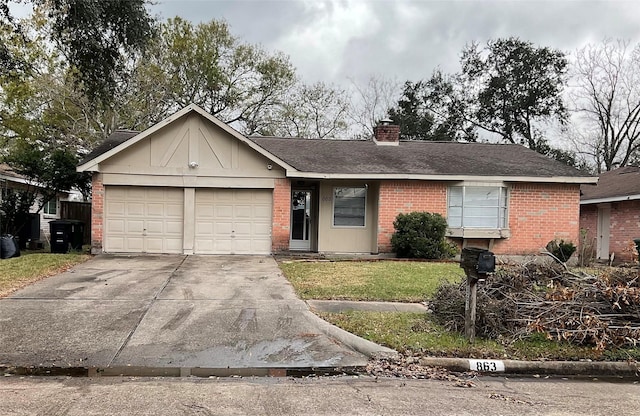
[
  {"left": 80, "top": 129, "right": 139, "bottom": 165},
  {"left": 250, "top": 137, "right": 591, "bottom": 178},
  {"left": 580, "top": 165, "right": 640, "bottom": 201}
]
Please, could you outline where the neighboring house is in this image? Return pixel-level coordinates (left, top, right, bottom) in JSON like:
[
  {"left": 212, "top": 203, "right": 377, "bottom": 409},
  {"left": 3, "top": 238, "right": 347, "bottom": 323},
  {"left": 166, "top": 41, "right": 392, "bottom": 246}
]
[
  {"left": 77, "top": 104, "right": 597, "bottom": 256},
  {"left": 0, "top": 163, "right": 75, "bottom": 241},
  {"left": 580, "top": 166, "right": 640, "bottom": 263}
]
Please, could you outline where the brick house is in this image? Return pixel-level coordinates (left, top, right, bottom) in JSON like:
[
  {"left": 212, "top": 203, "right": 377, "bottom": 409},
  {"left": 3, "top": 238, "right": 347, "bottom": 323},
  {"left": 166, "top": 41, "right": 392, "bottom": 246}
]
[
  {"left": 78, "top": 104, "right": 596, "bottom": 256},
  {"left": 580, "top": 166, "right": 640, "bottom": 263}
]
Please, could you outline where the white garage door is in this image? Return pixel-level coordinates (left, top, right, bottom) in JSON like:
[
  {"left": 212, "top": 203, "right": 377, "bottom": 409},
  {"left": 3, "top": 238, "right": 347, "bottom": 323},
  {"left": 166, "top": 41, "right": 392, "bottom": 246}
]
[
  {"left": 104, "top": 186, "right": 184, "bottom": 254},
  {"left": 195, "top": 189, "right": 272, "bottom": 254}
]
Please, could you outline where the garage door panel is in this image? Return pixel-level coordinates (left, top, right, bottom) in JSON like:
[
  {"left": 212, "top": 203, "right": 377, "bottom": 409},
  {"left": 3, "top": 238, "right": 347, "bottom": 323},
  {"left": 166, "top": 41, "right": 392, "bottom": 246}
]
[
  {"left": 194, "top": 189, "right": 272, "bottom": 254},
  {"left": 106, "top": 219, "right": 125, "bottom": 233},
  {"left": 253, "top": 222, "right": 271, "bottom": 236},
  {"left": 215, "top": 205, "right": 234, "bottom": 218},
  {"left": 215, "top": 221, "right": 233, "bottom": 234},
  {"left": 146, "top": 203, "right": 165, "bottom": 217},
  {"left": 166, "top": 220, "right": 184, "bottom": 234},
  {"left": 166, "top": 203, "right": 183, "bottom": 217},
  {"left": 125, "top": 237, "right": 143, "bottom": 251},
  {"left": 105, "top": 186, "right": 184, "bottom": 254},
  {"left": 107, "top": 202, "right": 125, "bottom": 216}
]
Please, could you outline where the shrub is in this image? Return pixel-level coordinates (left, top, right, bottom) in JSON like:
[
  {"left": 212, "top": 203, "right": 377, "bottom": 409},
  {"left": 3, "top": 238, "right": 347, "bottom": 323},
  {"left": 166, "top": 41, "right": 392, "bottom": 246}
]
[
  {"left": 391, "top": 212, "right": 454, "bottom": 259},
  {"left": 546, "top": 239, "right": 577, "bottom": 263}
]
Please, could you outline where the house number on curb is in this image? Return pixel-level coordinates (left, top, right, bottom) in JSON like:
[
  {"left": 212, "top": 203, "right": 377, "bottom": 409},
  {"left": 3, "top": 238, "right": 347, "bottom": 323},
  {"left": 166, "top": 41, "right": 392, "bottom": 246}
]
[{"left": 469, "top": 359, "right": 505, "bottom": 372}]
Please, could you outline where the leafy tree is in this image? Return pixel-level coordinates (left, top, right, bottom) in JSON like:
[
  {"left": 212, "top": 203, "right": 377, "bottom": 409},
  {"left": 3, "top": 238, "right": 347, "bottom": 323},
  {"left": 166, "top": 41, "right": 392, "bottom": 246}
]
[
  {"left": 257, "top": 81, "right": 350, "bottom": 138},
  {"left": 462, "top": 38, "right": 568, "bottom": 152},
  {"left": 388, "top": 37, "right": 569, "bottom": 159},
  {"left": 119, "top": 17, "right": 296, "bottom": 135},
  {"left": 571, "top": 39, "right": 640, "bottom": 172},
  {"left": 0, "top": 13, "right": 105, "bottom": 152},
  {"left": 0, "top": 0, "right": 156, "bottom": 101},
  {"left": 1, "top": 139, "right": 88, "bottom": 235}
]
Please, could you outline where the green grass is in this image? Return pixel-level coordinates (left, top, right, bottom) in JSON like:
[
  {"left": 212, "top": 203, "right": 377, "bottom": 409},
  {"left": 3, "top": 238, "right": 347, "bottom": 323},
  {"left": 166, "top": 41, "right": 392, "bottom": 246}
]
[
  {"left": 279, "top": 260, "right": 464, "bottom": 302},
  {"left": 321, "top": 311, "right": 631, "bottom": 361},
  {"left": 0, "top": 252, "right": 91, "bottom": 297}
]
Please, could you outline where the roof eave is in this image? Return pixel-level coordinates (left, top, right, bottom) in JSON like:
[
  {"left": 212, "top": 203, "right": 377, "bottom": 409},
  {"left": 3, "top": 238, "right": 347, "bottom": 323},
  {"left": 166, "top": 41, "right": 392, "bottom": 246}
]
[
  {"left": 286, "top": 171, "right": 598, "bottom": 184},
  {"left": 580, "top": 194, "right": 640, "bottom": 205}
]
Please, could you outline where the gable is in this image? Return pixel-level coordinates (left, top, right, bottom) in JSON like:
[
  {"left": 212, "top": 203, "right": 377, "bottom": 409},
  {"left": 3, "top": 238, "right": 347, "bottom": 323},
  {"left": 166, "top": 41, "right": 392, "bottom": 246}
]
[{"left": 100, "top": 112, "right": 284, "bottom": 179}]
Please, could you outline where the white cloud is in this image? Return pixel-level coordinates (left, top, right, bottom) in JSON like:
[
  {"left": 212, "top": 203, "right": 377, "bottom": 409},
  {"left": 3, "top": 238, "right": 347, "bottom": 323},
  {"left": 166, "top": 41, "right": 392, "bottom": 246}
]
[{"left": 273, "top": 0, "right": 381, "bottom": 82}]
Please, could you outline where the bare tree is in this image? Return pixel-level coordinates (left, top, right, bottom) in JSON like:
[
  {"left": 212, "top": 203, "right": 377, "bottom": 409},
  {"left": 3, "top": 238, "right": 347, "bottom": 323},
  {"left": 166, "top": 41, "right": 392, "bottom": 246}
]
[
  {"left": 257, "top": 81, "right": 350, "bottom": 139},
  {"left": 571, "top": 39, "right": 640, "bottom": 172},
  {"left": 347, "top": 74, "right": 400, "bottom": 139}
]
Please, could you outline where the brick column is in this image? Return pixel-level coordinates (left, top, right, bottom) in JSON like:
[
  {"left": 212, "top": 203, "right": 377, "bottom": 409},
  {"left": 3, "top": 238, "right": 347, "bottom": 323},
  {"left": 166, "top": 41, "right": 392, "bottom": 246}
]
[
  {"left": 91, "top": 173, "right": 104, "bottom": 254},
  {"left": 271, "top": 178, "right": 291, "bottom": 252}
]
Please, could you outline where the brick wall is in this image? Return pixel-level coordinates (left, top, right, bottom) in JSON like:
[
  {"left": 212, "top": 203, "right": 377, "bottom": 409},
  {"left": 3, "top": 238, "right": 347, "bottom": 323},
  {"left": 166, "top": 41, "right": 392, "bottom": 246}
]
[
  {"left": 91, "top": 173, "right": 104, "bottom": 253},
  {"left": 609, "top": 200, "right": 640, "bottom": 262},
  {"left": 376, "top": 180, "right": 581, "bottom": 256},
  {"left": 377, "top": 181, "right": 448, "bottom": 252},
  {"left": 492, "top": 183, "right": 581, "bottom": 255},
  {"left": 271, "top": 178, "right": 291, "bottom": 252}
]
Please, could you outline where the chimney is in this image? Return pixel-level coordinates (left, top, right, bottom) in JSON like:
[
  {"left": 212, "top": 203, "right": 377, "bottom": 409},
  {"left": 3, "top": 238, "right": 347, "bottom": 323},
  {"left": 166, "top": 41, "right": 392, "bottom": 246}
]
[{"left": 373, "top": 119, "right": 400, "bottom": 146}]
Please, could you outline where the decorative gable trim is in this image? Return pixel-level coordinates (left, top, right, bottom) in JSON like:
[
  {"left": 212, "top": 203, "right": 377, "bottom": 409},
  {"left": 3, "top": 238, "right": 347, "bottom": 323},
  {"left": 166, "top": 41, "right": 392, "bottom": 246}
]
[{"left": 77, "top": 104, "right": 297, "bottom": 173}]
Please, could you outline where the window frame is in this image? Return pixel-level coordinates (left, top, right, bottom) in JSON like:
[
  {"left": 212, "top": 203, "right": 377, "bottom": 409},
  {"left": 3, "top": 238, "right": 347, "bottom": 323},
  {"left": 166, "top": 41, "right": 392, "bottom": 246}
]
[
  {"left": 447, "top": 184, "right": 509, "bottom": 231},
  {"left": 332, "top": 186, "right": 367, "bottom": 228},
  {"left": 43, "top": 198, "right": 58, "bottom": 217}
]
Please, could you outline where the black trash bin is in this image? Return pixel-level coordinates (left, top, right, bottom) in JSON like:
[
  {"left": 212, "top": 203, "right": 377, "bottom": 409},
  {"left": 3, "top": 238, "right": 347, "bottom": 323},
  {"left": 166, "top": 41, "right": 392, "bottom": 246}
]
[
  {"left": 634, "top": 238, "right": 640, "bottom": 263},
  {"left": 50, "top": 220, "right": 85, "bottom": 253}
]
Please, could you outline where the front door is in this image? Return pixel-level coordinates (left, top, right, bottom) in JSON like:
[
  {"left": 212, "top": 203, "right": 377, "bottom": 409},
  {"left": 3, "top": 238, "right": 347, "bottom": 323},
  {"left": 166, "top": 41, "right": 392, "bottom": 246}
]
[
  {"left": 290, "top": 190, "right": 312, "bottom": 250},
  {"left": 597, "top": 205, "right": 611, "bottom": 260}
]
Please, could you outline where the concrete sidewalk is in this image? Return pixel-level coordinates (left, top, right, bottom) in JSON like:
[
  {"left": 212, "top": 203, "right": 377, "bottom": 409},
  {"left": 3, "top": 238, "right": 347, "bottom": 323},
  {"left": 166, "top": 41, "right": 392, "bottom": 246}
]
[{"left": 307, "top": 300, "right": 428, "bottom": 313}]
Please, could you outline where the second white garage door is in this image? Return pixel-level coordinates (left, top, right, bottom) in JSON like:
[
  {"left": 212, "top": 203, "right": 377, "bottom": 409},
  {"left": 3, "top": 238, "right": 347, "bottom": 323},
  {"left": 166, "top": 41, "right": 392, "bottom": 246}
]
[{"left": 194, "top": 189, "right": 272, "bottom": 254}]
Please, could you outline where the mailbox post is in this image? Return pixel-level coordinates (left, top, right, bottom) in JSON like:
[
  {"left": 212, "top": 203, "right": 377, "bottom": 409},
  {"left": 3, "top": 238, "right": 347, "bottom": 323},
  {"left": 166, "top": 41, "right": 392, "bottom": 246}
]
[{"left": 460, "top": 247, "right": 495, "bottom": 342}]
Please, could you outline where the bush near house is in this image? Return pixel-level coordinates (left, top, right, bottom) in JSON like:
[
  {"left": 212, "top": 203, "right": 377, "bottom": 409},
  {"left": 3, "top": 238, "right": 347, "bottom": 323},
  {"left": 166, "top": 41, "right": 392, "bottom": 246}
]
[
  {"left": 546, "top": 239, "right": 577, "bottom": 263},
  {"left": 391, "top": 212, "right": 455, "bottom": 259}
]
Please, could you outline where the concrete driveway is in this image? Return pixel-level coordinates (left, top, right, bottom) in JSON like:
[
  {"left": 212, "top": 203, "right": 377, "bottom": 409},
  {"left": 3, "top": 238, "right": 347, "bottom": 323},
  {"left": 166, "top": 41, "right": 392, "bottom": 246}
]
[{"left": 0, "top": 255, "right": 385, "bottom": 372}]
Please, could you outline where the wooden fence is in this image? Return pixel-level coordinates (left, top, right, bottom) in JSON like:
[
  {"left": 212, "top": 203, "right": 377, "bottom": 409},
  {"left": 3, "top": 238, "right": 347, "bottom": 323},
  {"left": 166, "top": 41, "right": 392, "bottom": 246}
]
[{"left": 60, "top": 201, "right": 91, "bottom": 244}]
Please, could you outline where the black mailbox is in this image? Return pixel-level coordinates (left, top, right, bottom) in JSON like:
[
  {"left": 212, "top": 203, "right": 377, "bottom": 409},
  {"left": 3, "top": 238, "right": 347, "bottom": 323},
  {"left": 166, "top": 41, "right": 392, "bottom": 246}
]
[{"left": 460, "top": 247, "right": 496, "bottom": 277}]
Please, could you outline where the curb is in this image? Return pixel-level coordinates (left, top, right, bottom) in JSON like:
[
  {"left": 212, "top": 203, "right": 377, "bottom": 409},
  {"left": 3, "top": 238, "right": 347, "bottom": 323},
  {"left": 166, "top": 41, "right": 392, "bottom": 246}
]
[
  {"left": 0, "top": 365, "right": 365, "bottom": 378},
  {"left": 307, "top": 312, "right": 400, "bottom": 360},
  {"left": 419, "top": 357, "right": 640, "bottom": 378}
]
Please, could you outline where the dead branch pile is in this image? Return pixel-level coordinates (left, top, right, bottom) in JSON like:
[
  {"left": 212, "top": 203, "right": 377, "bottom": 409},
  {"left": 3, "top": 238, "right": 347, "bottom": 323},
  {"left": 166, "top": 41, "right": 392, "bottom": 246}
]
[{"left": 430, "top": 263, "right": 640, "bottom": 350}]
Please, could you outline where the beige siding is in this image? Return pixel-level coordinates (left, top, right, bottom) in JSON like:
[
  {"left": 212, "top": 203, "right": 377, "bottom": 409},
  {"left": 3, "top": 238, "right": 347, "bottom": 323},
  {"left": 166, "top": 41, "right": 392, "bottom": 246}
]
[
  {"left": 316, "top": 181, "right": 378, "bottom": 253},
  {"left": 100, "top": 112, "right": 285, "bottom": 182}
]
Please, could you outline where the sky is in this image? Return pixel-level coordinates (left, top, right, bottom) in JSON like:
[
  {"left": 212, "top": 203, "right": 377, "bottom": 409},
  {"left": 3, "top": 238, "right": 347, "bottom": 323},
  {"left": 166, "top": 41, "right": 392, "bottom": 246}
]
[{"left": 149, "top": 0, "right": 640, "bottom": 86}]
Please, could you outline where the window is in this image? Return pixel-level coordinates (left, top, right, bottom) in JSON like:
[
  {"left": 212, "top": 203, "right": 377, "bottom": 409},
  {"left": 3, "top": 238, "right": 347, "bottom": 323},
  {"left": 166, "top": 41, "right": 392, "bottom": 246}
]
[
  {"left": 333, "top": 187, "right": 366, "bottom": 227},
  {"left": 448, "top": 186, "right": 507, "bottom": 229},
  {"left": 43, "top": 198, "right": 57, "bottom": 216}
]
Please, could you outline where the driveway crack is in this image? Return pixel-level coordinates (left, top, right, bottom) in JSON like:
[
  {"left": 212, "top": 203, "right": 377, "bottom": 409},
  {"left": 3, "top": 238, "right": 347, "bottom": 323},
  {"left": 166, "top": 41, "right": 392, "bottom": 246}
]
[{"left": 108, "top": 255, "right": 188, "bottom": 366}]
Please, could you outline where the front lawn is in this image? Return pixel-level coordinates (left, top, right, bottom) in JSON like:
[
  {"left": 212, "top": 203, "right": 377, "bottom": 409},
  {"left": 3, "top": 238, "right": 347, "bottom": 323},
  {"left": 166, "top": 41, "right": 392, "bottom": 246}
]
[
  {"left": 279, "top": 260, "right": 464, "bottom": 302},
  {"left": 280, "top": 259, "right": 640, "bottom": 361},
  {"left": 0, "top": 252, "right": 91, "bottom": 297},
  {"left": 322, "top": 311, "right": 640, "bottom": 361}
]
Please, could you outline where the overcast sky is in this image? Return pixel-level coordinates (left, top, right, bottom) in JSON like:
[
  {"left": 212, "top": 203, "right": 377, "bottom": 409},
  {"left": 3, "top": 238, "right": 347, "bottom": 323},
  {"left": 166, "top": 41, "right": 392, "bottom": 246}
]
[{"left": 149, "top": 0, "right": 640, "bottom": 86}]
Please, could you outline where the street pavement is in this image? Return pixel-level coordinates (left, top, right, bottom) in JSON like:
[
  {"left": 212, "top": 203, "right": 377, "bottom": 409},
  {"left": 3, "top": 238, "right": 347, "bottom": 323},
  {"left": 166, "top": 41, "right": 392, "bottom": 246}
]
[
  {"left": 1, "top": 375, "right": 639, "bottom": 415},
  {"left": 0, "top": 255, "right": 392, "bottom": 372}
]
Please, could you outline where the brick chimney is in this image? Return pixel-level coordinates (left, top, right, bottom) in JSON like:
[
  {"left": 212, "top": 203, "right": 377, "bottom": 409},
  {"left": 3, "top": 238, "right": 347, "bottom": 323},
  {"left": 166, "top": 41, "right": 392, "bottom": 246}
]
[{"left": 373, "top": 119, "right": 400, "bottom": 146}]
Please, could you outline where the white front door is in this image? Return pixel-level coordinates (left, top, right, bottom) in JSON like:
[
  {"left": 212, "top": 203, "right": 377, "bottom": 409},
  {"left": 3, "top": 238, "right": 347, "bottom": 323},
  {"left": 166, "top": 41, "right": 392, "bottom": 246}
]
[
  {"left": 597, "top": 205, "right": 611, "bottom": 260},
  {"left": 290, "top": 190, "right": 312, "bottom": 251}
]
